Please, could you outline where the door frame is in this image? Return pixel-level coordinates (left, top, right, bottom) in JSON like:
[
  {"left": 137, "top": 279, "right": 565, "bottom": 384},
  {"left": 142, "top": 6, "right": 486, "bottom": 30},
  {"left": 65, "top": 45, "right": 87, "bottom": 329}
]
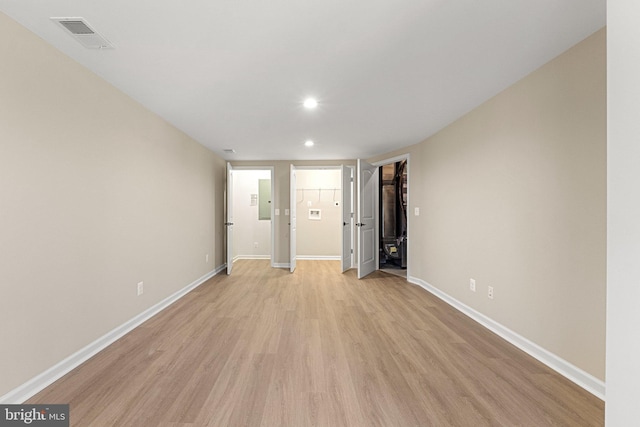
[
  {"left": 343, "top": 165, "right": 355, "bottom": 271},
  {"left": 228, "top": 166, "right": 276, "bottom": 268},
  {"left": 226, "top": 162, "right": 234, "bottom": 275},
  {"left": 290, "top": 165, "right": 297, "bottom": 272},
  {"left": 372, "top": 153, "right": 411, "bottom": 280},
  {"left": 290, "top": 165, "right": 355, "bottom": 269}
]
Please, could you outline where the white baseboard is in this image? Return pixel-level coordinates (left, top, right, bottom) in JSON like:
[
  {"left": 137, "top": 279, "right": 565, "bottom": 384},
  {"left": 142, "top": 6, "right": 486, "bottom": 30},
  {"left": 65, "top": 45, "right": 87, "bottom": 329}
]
[
  {"left": 408, "top": 275, "right": 606, "bottom": 401},
  {"left": 273, "top": 258, "right": 339, "bottom": 268},
  {"left": 0, "top": 264, "right": 226, "bottom": 404},
  {"left": 234, "top": 255, "right": 271, "bottom": 260}
]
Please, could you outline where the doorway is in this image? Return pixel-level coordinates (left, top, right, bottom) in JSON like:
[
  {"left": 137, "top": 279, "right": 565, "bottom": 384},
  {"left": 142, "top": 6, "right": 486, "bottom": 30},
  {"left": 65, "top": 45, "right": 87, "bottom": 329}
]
[
  {"left": 295, "top": 168, "right": 342, "bottom": 259},
  {"left": 229, "top": 168, "right": 274, "bottom": 268},
  {"left": 378, "top": 160, "right": 408, "bottom": 278},
  {"left": 355, "top": 155, "right": 410, "bottom": 280},
  {"left": 290, "top": 166, "right": 354, "bottom": 272}
]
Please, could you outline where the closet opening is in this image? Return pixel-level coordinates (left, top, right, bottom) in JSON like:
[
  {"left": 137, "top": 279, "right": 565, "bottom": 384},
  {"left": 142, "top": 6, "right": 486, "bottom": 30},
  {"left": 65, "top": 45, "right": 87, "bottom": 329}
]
[
  {"left": 231, "top": 168, "right": 274, "bottom": 266},
  {"left": 378, "top": 160, "right": 408, "bottom": 277}
]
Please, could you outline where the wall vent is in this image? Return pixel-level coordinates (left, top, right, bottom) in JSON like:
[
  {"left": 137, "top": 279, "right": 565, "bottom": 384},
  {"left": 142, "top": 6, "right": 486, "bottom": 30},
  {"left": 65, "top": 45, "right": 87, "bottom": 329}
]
[{"left": 51, "top": 17, "right": 114, "bottom": 49}]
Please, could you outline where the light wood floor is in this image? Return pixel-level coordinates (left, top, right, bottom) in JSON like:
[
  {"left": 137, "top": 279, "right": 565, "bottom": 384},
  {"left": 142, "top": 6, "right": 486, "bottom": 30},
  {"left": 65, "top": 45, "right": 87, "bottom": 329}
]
[{"left": 29, "top": 260, "right": 604, "bottom": 426}]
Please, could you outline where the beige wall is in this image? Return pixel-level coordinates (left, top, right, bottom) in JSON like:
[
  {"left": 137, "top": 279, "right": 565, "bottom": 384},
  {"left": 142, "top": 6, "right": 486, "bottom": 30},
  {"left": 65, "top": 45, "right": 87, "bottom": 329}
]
[
  {"left": 0, "top": 12, "right": 226, "bottom": 397},
  {"left": 370, "top": 29, "right": 606, "bottom": 380}
]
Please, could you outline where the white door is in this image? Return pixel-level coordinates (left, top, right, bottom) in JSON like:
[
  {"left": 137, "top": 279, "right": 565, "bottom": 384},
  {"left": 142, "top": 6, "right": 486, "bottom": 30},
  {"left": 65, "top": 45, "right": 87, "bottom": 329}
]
[
  {"left": 226, "top": 162, "right": 234, "bottom": 275},
  {"left": 357, "top": 159, "right": 378, "bottom": 278},
  {"left": 290, "top": 164, "right": 297, "bottom": 273},
  {"left": 341, "top": 165, "right": 352, "bottom": 272}
]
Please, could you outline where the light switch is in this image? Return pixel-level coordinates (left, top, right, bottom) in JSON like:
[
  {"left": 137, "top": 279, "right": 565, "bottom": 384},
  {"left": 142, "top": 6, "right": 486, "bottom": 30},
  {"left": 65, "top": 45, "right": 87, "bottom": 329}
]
[
  {"left": 285, "top": 209, "right": 290, "bottom": 216},
  {"left": 414, "top": 207, "right": 420, "bottom": 216},
  {"left": 275, "top": 208, "right": 280, "bottom": 216}
]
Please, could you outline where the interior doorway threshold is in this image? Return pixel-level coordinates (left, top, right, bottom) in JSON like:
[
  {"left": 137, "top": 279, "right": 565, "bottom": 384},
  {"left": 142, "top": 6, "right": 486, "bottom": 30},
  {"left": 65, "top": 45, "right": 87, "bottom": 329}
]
[{"left": 379, "top": 266, "right": 407, "bottom": 279}]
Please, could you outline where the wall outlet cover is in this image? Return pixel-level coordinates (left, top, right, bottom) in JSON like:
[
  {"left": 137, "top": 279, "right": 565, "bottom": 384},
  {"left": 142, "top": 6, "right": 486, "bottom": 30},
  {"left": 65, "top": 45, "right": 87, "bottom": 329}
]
[{"left": 309, "top": 209, "right": 321, "bottom": 220}]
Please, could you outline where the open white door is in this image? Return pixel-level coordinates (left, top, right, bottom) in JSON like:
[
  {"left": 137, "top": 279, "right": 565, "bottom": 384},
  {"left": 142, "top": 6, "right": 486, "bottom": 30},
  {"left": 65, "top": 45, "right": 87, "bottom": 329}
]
[
  {"left": 290, "top": 164, "right": 297, "bottom": 273},
  {"left": 357, "top": 159, "right": 378, "bottom": 279},
  {"left": 341, "top": 165, "right": 353, "bottom": 272},
  {"left": 226, "top": 162, "right": 234, "bottom": 275}
]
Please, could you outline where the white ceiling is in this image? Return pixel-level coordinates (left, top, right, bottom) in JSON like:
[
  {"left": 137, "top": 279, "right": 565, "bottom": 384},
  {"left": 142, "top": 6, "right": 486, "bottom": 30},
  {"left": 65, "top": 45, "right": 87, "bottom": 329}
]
[{"left": 0, "top": 1, "right": 605, "bottom": 161}]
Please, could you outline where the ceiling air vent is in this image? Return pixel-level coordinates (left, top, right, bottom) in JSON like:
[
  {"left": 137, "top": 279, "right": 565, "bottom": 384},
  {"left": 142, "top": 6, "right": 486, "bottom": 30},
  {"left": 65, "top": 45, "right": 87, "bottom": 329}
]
[{"left": 51, "top": 17, "right": 114, "bottom": 49}]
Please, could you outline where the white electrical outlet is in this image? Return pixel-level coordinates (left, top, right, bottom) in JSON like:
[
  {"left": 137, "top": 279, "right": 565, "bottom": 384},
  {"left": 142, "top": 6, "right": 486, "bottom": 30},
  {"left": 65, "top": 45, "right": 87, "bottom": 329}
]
[
  {"left": 206, "top": 253, "right": 209, "bottom": 263},
  {"left": 488, "top": 286, "right": 494, "bottom": 299},
  {"left": 254, "top": 242, "right": 259, "bottom": 248},
  {"left": 137, "top": 281, "right": 144, "bottom": 296},
  {"left": 470, "top": 278, "right": 476, "bottom": 292},
  {"left": 414, "top": 207, "right": 420, "bottom": 216}
]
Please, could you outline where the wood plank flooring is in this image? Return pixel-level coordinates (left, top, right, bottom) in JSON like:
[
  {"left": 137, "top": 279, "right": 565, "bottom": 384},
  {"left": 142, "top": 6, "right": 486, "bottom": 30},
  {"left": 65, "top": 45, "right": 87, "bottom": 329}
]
[{"left": 29, "top": 260, "right": 604, "bottom": 426}]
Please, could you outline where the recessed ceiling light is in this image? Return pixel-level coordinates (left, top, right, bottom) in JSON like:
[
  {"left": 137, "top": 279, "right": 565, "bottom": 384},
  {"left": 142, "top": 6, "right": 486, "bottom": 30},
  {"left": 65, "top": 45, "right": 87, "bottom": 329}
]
[
  {"left": 303, "top": 98, "right": 318, "bottom": 109},
  {"left": 304, "top": 140, "right": 314, "bottom": 147}
]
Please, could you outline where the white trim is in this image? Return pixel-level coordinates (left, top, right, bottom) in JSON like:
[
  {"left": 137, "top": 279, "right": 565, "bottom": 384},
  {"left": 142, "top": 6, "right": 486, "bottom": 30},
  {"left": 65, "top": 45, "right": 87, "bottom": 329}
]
[
  {"left": 228, "top": 165, "right": 276, "bottom": 268},
  {"left": 296, "top": 255, "right": 341, "bottom": 261},
  {"left": 0, "top": 264, "right": 226, "bottom": 404},
  {"left": 292, "top": 165, "right": 341, "bottom": 170},
  {"left": 369, "top": 153, "right": 410, "bottom": 279},
  {"left": 408, "top": 275, "right": 606, "bottom": 401},
  {"left": 371, "top": 153, "right": 410, "bottom": 167},
  {"left": 273, "top": 263, "right": 290, "bottom": 269}
]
